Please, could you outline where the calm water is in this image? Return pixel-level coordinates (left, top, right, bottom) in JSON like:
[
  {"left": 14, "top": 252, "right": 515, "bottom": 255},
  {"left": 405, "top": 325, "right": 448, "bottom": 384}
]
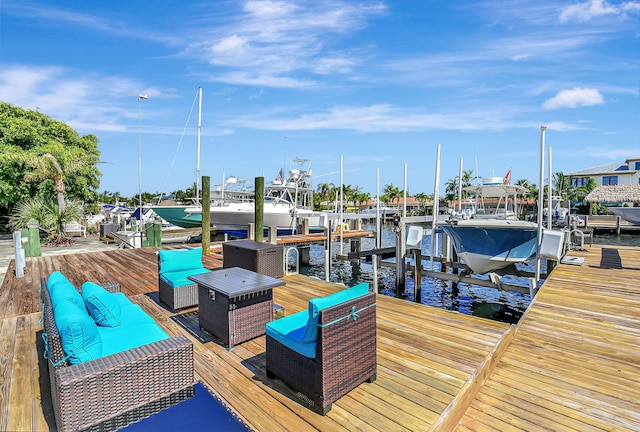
[{"left": 297, "top": 223, "right": 639, "bottom": 325}]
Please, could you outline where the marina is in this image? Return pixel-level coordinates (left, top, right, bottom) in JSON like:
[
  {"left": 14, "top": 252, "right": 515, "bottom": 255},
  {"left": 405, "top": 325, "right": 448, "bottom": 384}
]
[{"left": 0, "top": 237, "right": 639, "bottom": 430}]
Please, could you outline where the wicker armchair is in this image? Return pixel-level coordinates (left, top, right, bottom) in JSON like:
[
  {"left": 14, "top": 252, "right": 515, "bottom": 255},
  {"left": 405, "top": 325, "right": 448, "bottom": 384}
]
[
  {"left": 41, "top": 278, "right": 195, "bottom": 432},
  {"left": 266, "top": 290, "right": 377, "bottom": 415},
  {"left": 158, "top": 248, "right": 209, "bottom": 311}
]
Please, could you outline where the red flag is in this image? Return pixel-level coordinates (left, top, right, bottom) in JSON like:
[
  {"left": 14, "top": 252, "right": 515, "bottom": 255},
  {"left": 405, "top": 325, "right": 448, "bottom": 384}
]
[{"left": 503, "top": 169, "right": 511, "bottom": 185}]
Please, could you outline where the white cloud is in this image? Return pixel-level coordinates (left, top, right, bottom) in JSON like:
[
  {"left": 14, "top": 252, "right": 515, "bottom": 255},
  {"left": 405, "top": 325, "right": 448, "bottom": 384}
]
[
  {"left": 221, "top": 103, "right": 583, "bottom": 133},
  {"left": 559, "top": 0, "right": 640, "bottom": 22},
  {"left": 542, "top": 88, "right": 604, "bottom": 110},
  {"left": 586, "top": 147, "right": 640, "bottom": 160},
  {"left": 189, "top": 1, "right": 387, "bottom": 87},
  {"left": 0, "top": 64, "right": 174, "bottom": 133}
]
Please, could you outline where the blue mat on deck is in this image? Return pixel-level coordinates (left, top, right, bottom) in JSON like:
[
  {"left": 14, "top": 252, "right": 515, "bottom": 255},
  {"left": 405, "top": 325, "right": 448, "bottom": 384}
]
[{"left": 122, "top": 383, "right": 252, "bottom": 431}]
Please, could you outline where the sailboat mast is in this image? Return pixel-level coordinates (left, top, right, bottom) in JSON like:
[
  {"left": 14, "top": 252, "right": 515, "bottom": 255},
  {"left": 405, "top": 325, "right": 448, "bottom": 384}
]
[{"left": 196, "top": 87, "right": 202, "bottom": 201}]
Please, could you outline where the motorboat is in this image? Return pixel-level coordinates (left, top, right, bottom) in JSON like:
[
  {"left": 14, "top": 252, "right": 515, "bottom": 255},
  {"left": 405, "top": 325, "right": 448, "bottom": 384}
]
[
  {"left": 440, "top": 177, "right": 539, "bottom": 274},
  {"left": 608, "top": 207, "right": 640, "bottom": 225},
  {"left": 186, "top": 158, "right": 323, "bottom": 237},
  {"left": 543, "top": 196, "right": 570, "bottom": 226},
  {"left": 440, "top": 218, "right": 538, "bottom": 274}
]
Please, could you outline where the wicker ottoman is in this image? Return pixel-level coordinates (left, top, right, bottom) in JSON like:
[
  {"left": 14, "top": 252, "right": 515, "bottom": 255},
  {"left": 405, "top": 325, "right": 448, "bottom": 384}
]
[{"left": 223, "top": 240, "right": 284, "bottom": 278}]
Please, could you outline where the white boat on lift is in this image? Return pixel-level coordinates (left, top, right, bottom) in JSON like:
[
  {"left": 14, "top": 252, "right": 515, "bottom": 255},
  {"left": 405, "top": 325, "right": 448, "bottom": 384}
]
[
  {"left": 440, "top": 177, "right": 539, "bottom": 274},
  {"left": 608, "top": 207, "right": 640, "bottom": 225}
]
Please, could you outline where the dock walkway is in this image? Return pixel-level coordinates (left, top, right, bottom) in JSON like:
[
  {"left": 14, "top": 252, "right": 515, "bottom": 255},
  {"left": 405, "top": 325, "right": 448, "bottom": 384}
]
[{"left": 0, "top": 241, "right": 638, "bottom": 430}]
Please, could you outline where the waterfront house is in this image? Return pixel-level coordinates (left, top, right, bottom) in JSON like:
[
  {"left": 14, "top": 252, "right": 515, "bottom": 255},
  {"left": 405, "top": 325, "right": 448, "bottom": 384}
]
[{"left": 567, "top": 156, "right": 640, "bottom": 188}]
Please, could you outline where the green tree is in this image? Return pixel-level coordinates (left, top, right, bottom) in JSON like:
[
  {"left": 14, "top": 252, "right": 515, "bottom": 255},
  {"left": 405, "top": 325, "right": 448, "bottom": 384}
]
[
  {"left": 552, "top": 172, "right": 573, "bottom": 207},
  {"left": 383, "top": 183, "right": 401, "bottom": 206},
  {"left": 414, "top": 192, "right": 432, "bottom": 215},
  {"left": 445, "top": 176, "right": 458, "bottom": 197},
  {"left": 0, "top": 102, "right": 101, "bottom": 226}
]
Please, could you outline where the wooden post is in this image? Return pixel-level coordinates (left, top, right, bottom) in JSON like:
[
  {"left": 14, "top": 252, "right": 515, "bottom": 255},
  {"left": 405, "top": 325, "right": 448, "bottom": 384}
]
[
  {"left": 325, "top": 226, "right": 331, "bottom": 282},
  {"left": 268, "top": 226, "right": 277, "bottom": 244},
  {"left": 414, "top": 249, "right": 422, "bottom": 303},
  {"left": 202, "top": 176, "right": 211, "bottom": 254},
  {"left": 298, "top": 246, "right": 311, "bottom": 265},
  {"left": 153, "top": 218, "right": 162, "bottom": 247},
  {"left": 255, "top": 176, "right": 264, "bottom": 242},
  {"left": 441, "top": 231, "right": 450, "bottom": 273},
  {"left": 395, "top": 221, "right": 405, "bottom": 295},
  {"left": 350, "top": 238, "right": 361, "bottom": 263},
  {"left": 616, "top": 216, "right": 621, "bottom": 236},
  {"left": 27, "top": 219, "right": 41, "bottom": 257}
]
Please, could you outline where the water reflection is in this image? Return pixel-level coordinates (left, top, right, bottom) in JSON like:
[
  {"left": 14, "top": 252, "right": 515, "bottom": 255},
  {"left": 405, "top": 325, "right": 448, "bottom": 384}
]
[{"left": 296, "top": 222, "right": 534, "bottom": 324}]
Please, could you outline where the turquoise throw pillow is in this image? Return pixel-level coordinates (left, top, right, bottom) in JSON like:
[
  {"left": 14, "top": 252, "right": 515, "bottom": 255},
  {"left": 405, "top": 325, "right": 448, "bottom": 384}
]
[
  {"left": 48, "top": 271, "right": 84, "bottom": 310},
  {"left": 158, "top": 247, "right": 203, "bottom": 273},
  {"left": 54, "top": 300, "right": 102, "bottom": 364},
  {"left": 302, "top": 282, "right": 369, "bottom": 343},
  {"left": 82, "top": 281, "right": 122, "bottom": 327}
]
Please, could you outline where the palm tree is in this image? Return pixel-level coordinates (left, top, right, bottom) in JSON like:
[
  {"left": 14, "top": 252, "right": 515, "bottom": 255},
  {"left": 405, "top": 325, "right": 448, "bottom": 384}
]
[
  {"left": 18, "top": 143, "right": 89, "bottom": 214},
  {"left": 383, "top": 183, "right": 401, "bottom": 206},
  {"left": 445, "top": 177, "right": 458, "bottom": 197},
  {"left": 315, "top": 182, "right": 332, "bottom": 202},
  {"left": 354, "top": 192, "right": 371, "bottom": 208},
  {"left": 552, "top": 172, "right": 573, "bottom": 207},
  {"left": 414, "top": 192, "right": 432, "bottom": 215}
]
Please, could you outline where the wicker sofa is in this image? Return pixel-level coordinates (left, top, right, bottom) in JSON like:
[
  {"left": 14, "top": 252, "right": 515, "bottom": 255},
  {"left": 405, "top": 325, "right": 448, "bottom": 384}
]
[
  {"left": 158, "top": 247, "right": 210, "bottom": 310},
  {"left": 41, "top": 272, "right": 194, "bottom": 432},
  {"left": 265, "top": 283, "right": 377, "bottom": 414}
]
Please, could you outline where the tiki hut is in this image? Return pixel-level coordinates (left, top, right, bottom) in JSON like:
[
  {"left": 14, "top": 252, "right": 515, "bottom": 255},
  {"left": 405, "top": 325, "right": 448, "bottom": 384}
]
[{"left": 583, "top": 185, "right": 640, "bottom": 204}]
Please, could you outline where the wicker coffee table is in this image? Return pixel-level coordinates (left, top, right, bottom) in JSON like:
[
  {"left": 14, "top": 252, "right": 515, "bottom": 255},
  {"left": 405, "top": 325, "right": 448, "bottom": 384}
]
[{"left": 188, "top": 267, "right": 285, "bottom": 349}]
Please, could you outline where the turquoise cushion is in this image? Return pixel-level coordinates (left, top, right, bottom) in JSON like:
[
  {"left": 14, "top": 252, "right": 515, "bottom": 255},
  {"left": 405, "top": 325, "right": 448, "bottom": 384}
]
[
  {"left": 109, "top": 293, "right": 155, "bottom": 325},
  {"left": 158, "top": 247, "right": 203, "bottom": 274},
  {"left": 119, "top": 303, "right": 156, "bottom": 326},
  {"left": 47, "top": 271, "right": 69, "bottom": 289},
  {"left": 266, "top": 310, "right": 316, "bottom": 358},
  {"left": 54, "top": 300, "right": 102, "bottom": 364},
  {"left": 160, "top": 268, "right": 210, "bottom": 288},
  {"left": 302, "top": 282, "right": 369, "bottom": 343},
  {"left": 111, "top": 292, "right": 134, "bottom": 308},
  {"left": 48, "top": 271, "right": 83, "bottom": 310},
  {"left": 82, "top": 282, "right": 122, "bottom": 327},
  {"left": 98, "top": 322, "right": 169, "bottom": 357}
]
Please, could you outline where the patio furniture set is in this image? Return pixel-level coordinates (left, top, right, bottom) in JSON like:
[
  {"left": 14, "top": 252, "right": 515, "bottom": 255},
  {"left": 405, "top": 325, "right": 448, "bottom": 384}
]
[{"left": 39, "top": 239, "right": 377, "bottom": 431}]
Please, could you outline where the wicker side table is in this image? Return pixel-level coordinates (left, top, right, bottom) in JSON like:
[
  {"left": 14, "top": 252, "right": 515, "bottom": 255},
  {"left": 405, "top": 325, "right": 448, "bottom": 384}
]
[{"left": 189, "top": 267, "right": 285, "bottom": 349}]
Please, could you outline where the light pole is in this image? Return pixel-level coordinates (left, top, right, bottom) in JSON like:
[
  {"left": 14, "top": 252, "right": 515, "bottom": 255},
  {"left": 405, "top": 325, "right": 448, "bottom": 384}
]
[{"left": 137, "top": 94, "right": 148, "bottom": 230}]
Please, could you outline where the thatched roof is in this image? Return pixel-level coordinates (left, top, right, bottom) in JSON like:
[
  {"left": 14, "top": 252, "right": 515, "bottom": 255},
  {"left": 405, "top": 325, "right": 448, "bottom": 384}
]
[{"left": 583, "top": 185, "right": 640, "bottom": 204}]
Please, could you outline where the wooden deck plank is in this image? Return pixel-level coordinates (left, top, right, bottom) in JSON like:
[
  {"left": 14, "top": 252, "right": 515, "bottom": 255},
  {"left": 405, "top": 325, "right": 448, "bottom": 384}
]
[
  {"left": 0, "top": 316, "right": 16, "bottom": 432},
  {"left": 455, "top": 244, "right": 640, "bottom": 431},
  {"left": 0, "top": 250, "right": 511, "bottom": 432},
  {"left": 1, "top": 241, "right": 638, "bottom": 431},
  {"left": 6, "top": 316, "right": 32, "bottom": 432}
]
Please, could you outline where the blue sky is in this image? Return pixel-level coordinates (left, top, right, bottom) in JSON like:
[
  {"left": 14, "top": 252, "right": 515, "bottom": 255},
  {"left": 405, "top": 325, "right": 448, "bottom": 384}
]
[{"left": 1, "top": 0, "right": 639, "bottom": 198}]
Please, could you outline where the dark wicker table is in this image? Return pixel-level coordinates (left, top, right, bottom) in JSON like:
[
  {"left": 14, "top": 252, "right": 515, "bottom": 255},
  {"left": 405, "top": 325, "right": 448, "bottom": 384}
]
[{"left": 188, "top": 267, "right": 285, "bottom": 349}]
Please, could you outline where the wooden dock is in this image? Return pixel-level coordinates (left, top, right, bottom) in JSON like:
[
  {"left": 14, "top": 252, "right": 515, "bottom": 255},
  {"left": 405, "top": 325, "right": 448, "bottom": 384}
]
[
  {"left": 584, "top": 215, "right": 640, "bottom": 234},
  {"left": 0, "top": 241, "right": 639, "bottom": 430}
]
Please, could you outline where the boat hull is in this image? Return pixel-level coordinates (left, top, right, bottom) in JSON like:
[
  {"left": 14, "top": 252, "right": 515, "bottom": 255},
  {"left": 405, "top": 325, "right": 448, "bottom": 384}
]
[
  {"left": 151, "top": 206, "right": 203, "bottom": 229},
  {"left": 609, "top": 207, "right": 640, "bottom": 225},
  {"left": 440, "top": 220, "right": 538, "bottom": 274}
]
